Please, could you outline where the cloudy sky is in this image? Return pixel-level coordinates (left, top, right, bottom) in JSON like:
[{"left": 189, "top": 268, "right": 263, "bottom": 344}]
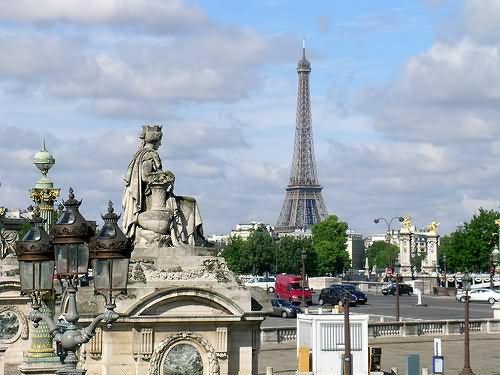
[{"left": 1, "top": 0, "right": 499, "bottom": 237}]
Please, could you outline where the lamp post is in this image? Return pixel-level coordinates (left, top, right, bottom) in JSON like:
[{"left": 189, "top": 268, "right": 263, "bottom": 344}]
[
  {"left": 343, "top": 290, "right": 352, "bottom": 375},
  {"left": 301, "top": 248, "right": 307, "bottom": 308},
  {"left": 15, "top": 190, "right": 131, "bottom": 375},
  {"left": 373, "top": 216, "right": 404, "bottom": 273},
  {"left": 490, "top": 246, "right": 500, "bottom": 289},
  {"left": 459, "top": 272, "right": 475, "bottom": 375},
  {"left": 394, "top": 261, "right": 401, "bottom": 322},
  {"left": 272, "top": 232, "right": 279, "bottom": 274}
]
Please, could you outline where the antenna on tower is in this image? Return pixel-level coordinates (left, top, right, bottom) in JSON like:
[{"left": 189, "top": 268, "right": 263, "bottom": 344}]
[{"left": 302, "top": 39, "right": 306, "bottom": 57}]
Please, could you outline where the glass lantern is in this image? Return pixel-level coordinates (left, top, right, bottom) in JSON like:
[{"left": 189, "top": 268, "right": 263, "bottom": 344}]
[
  {"left": 91, "top": 201, "right": 132, "bottom": 300},
  {"left": 15, "top": 209, "right": 54, "bottom": 294},
  {"left": 51, "top": 188, "right": 95, "bottom": 279},
  {"left": 54, "top": 243, "right": 89, "bottom": 277}
]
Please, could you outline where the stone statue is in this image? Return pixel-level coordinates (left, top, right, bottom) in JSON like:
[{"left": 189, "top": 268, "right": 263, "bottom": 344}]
[
  {"left": 122, "top": 125, "right": 209, "bottom": 247},
  {"left": 0, "top": 208, "right": 16, "bottom": 258},
  {"left": 401, "top": 216, "right": 412, "bottom": 233},
  {"left": 427, "top": 221, "right": 440, "bottom": 235}
]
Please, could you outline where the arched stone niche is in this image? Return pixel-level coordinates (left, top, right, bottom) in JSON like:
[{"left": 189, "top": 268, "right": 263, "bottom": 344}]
[
  {"left": 148, "top": 332, "right": 220, "bottom": 375},
  {"left": 0, "top": 305, "right": 29, "bottom": 343}
]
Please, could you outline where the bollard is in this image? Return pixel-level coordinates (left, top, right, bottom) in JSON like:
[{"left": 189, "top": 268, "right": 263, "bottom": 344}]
[
  {"left": 406, "top": 353, "right": 420, "bottom": 375},
  {"left": 318, "top": 306, "right": 323, "bottom": 314},
  {"left": 421, "top": 368, "right": 429, "bottom": 375},
  {"left": 266, "top": 366, "right": 273, "bottom": 375},
  {"left": 415, "top": 288, "right": 427, "bottom": 307}
]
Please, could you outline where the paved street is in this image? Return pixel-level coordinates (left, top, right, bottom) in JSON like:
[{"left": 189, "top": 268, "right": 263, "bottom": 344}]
[
  {"left": 259, "top": 334, "right": 500, "bottom": 375},
  {"left": 262, "top": 292, "right": 496, "bottom": 329}
]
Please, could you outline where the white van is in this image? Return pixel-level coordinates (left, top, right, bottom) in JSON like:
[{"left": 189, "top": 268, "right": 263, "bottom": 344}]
[{"left": 244, "top": 276, "right": 276, "bottom": 293}]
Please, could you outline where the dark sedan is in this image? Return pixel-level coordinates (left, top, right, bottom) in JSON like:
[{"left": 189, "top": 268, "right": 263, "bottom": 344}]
[
  {"left": 318, "top": 287, "right": 358, "bottom": 306},
  {"left": 382, "top": 282, "right": 413, "bottom": 296},
  {"left": 270, "top": 298, "right": 302, "bottom": 318}
]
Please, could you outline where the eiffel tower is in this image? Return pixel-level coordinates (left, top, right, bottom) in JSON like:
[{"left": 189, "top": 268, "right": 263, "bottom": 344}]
[{"left": 276, "top": 46, "right": 328, "bottom": 233}]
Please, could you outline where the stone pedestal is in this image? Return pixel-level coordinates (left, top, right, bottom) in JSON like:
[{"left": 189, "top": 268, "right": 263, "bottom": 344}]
[
  {"left": 399, "top": 232, "right": 412, "bottom": 277},
  {"left": 74, "top": 245, "right": 267, "bottom": 375},
  {"left": 422, "top": 235, "right": 438, "bottom": 274}
]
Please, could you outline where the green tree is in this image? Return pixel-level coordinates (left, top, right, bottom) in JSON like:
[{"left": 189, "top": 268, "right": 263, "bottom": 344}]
[
  {"left": 245, "top": 229, "right": 275, "bottom": 275},
  {"left": 275, "top": 236, "right": 316, "bottom": 275},
  {"left": 220, "top": 229, "right": 277, "bottom": 275},
  {"left": 366, "top": 241, "right": 399, "bottom": 270},
  {"left": 220, "top": 235, "right": 248, "bottom": 274},
  {"left": 438, "top": 208, "right": 500, "bottom": 272},
  {"left": 311, "top": 215, "right": 350, "bottom": 275}
]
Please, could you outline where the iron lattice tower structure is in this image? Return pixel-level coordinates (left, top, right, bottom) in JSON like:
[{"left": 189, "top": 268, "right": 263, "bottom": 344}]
[{"left": 276, "top": 47, "right": 328, "bottom": 233}]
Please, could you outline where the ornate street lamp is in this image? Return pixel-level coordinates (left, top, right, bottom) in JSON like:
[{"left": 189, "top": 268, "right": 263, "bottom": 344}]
[
  {"left": 342, "top": 290, "right": 352, "bottom": 375},
  {"left": 373, "top": 216, "right": 404, "bottom": 272},
  {"left": 460, "top": 272, "right": 475, "bottom": 375},
  {"left": 393, "top": 261, "right": 401, "bottom": 322},
  {"left": 490, "top": 246, "right": 500, "bottom": 289},
  {"left": 15, "top": 189, "right": 132, "bottom": 375},
  {"left": 300, "top": 249, "right": 307, "bottom": 308}
]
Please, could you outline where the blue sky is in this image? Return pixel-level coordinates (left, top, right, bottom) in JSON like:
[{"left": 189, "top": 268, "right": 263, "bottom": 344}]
[{"left": 2, "top": 0, "right": 500, "bottom": 237}]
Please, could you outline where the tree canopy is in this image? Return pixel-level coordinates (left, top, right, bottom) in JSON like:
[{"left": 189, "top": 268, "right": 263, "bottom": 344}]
[
  {"left": 311, "top": 215, "right": 351, "bottom": 275},
  {"left": 366, "top": 240, "right": 399, "bottom": 270},
  {"left": 439, "top": 208, "right": 500, "bottom": 272},
  {"left": 220, "top": 215, "right": 351, "bottom": 277}
]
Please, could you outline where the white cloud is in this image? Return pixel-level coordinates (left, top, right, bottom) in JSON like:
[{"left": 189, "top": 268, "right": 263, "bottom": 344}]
[
  {"left": 462, "top": 0, "right": 500, "bottom": 44},
  {"left": 0, "top": 0, "right": 208, "bottom": 33}
]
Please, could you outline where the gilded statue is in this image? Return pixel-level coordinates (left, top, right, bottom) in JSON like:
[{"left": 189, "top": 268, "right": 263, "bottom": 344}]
[
  {"left": 427, "top": 221, "right": 440, "bottom": 235},
  {"left": 122, "top": 125, "right": 210, "bottom": 247},
  {"left": 401, "top": 216, "right": 412, "bottom": 232}
]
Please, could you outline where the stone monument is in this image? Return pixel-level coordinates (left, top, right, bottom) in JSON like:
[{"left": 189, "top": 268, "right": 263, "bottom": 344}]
[
  {"left": 74, "top": 125, "right": 267, "bottom": 375},
  {"left": 399, "top": 216, "right": 413, "bottom": 277},
  {"left": 122, "top": 125, "right": 209, "bottom": 248},
  {"left": 19, "top": 142, "right": 63, "bottom": 375}
]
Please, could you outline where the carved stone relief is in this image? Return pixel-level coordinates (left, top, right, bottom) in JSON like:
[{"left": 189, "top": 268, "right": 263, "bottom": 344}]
[
  {"left": 0, "top": 305, "right": 28, "bottom": 343},
  {"left": 129, "top": 258, "right": 232, "bottom": 283},
  {"left": 149, "top": 332, "right": 219, "bottom": 375}
]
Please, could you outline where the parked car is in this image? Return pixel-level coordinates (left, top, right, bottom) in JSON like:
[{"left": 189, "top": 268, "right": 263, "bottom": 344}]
[
  {"left": 456, "top": 288, "right": 500, "bottom": 304},
  {"left": 275, "top": 274, "right": 312, "bottom": 305},
  {"left": 270, "top": 298, "right": 303, "bottom": 318},
  {"left": 318, "top": 287, "right": 357, "bottom": 306},
  {"left": 382, "top": 282, "right": 413, "bottom": 296},
  {"left": 244, "top": 276, "right": 276, "bottom": 293},
  {"left": 329, "top": 284, "right": 368, "bottom": 304}
]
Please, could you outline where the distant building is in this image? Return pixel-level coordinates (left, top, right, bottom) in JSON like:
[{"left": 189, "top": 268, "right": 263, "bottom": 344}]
[
  {"left": 229, "top": 222, "right": 274, "bottom": 240},
  {"left": 347, "top": 230, "right": 364, "bottom": 270},
  {"left": 364, "top": 232, "right": 400, "bottom": 248}
]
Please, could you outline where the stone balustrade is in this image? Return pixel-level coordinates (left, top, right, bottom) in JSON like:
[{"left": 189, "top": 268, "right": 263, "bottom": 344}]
[{"left": 261, "top": 318, "right": 500, "bottom": 344}]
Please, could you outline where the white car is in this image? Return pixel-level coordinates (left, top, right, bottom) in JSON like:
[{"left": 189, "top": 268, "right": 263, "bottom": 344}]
[
  {"left": 244, "top": 276, "right": 276, "bottom": 293},
  {"left": 456, "top": 288, "right": 500, "bottom": 304}
]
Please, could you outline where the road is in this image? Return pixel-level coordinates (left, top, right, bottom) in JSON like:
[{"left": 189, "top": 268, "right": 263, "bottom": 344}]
[{"left": 262, "top": 292, "right": 495, "bottom": 328}]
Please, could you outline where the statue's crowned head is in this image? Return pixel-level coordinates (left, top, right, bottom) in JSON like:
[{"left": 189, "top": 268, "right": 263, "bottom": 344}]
[{"left": 140, "top": 125, "right": 163, "bottom": 145}]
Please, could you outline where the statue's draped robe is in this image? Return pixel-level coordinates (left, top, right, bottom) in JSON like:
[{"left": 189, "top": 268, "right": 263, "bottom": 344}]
[{"left": 122, "top": 147, "right": 205, "bottom": 246}]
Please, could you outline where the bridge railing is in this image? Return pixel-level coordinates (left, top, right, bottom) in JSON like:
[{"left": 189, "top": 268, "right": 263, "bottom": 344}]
[{"left": 261, "top": 319, "right": 500, "bottom": 344}]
